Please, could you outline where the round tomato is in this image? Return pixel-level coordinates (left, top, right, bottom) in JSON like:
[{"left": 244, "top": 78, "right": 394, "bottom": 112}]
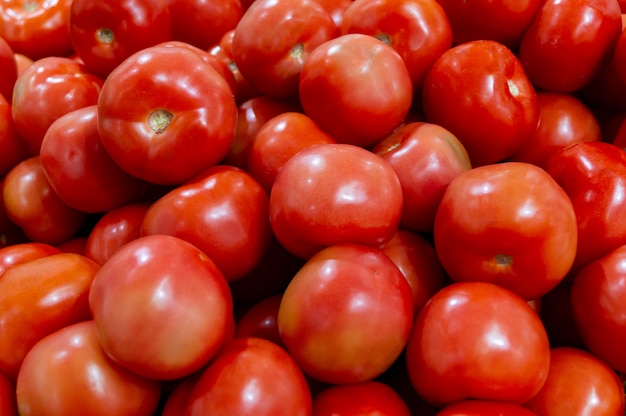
[
  {"left": 0, "top": 93, "right": 29, "bottom": 177},
  {"left": 234, "top": 294, "right": 284, "bottom": 348},
  {"left": 436, "top": 400, "right": 538, "bottom": 416},
  {"left": 0, "top": 371, "right": 16, "bottom": 416},
  {"left": 0, "top": 35, "right": 17, "bottom": 102},
  {"left": 0, "top": 241, "right": 60, "bottom": 278},
  {"left": 313, "top": 381, "right": 411, "bottom": 416}
]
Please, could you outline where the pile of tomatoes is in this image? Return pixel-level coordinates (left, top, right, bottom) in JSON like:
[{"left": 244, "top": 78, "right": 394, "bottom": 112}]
[{"left": 1, "top": 0, "right": 626, "bottom": 414}]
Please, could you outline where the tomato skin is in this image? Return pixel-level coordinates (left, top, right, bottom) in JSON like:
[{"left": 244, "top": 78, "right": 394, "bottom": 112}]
[
  {"left": 278, "top": 243, "right": 414, "bottom": 384},
  {"left": 97, "top": 44, "right": 237, "bottom": 185},
  {"left": 523, "top": 347, "right": 625, "bottom": 415},
  {"left": 0, "top": 371, "right": 16, "bottom": 416},
  {"left": 436, "top": 400, "right": 538, "bottom": 416},
  {"left": 269, "top": 143, "right": 403, "bottom": 259},
  {"left": 0, "top": 252, "right": 99, "bottom": 382},
  {"left": 299, "top": 33, "right": 413, "bottom": 147},
  {"left": 406, "top": 282, "right": 551, "bottom": 407},
  {"left": 235, "top": 294, "right": 284, "bottom": 348},
  {"left": 0, "top": 241, "right": 60, "bottom": 278},
  {"left": 0, "top": 36, "right": 17, "bottom": 102},
  {"left": 422, "top": 40, "right": 539, "bottom": 166},
  {"left": 434, "top": 162, "right": 578, "bottom": 300},
  {"left": 89, "top": 234, "right": 234, "bottom": 380},
  {"left": 312, "top": 381, "right": 411, "bottom": 416},
  {"left": 16, "top": 321, "right": 161, "bottom": 416},
  {"left": 0, "top": 93, "right": 29, "bottom": 177},
  {"left": 185, "top": 337, "right": 312, "bottom": 415},
  {"left": 518, "top": 0, "right": 622, "bottom": 93},
  {"left": 545, "top": 141, "right": 626, "bottom": 271}
]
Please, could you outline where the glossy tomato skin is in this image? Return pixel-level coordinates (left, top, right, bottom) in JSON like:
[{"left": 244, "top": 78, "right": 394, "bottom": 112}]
[
  {"left": 0, "top": 93, "right": 29, "bottom": 177},
  {"left": 269, "top": 143, "right": 403, "bottom": 259},
  {"left": 16, "top": 321, "right": 161, "bottom": 416},
  {"left": 0, "top": 252, "right": 99, "bottom": 382},
  {"left": 0, "top": 241, "right": 60, "bottom": 278},
  {"left": 232, "top": 0, "right": 338, "bottom": 98},
  {"left": 518, "top": 0, "right": 622, "bottom": 93},
  {"left": 278, "top": 243, "right": 414, "bottom": 384},
  {"left": 422, "top": 40, "right": 539, "bottom": 166},
  {"left": 545, "top": 141, "right": 626, "bottom": 271},
  {"left": 185, "top": 337, "right": 312, "bottom": 415},
  {"left": 523, "top": 347, "right": 625, "bottom": 415},
  {"left": 570, "top": 244, "right": 626, "bottom": 372},
  {"left": 313, "top": 381, "right": 410, "bottom": 416},
  {"left": 69, "top": 0, "right": 173, "bottom": 77},
  {"left": 406, "top": 282, "right": 551, "bottom": 407},
  {"left": 436, "top": 400, "right": 539, "bottom": 416},
  {"left": 0, "top": 36, "right": 17, "bottom": 102},
  {"left": 372, "top": 121, "right": 472, "bottom": 233},
  {"left": 299, "top": 33, "right": 413, "bottom": 147},
  {"left": 235, "top": 294, "right": 284, "bottom": 348},
  {"left": 97, "top": 44, "right": 237, "bottom": 185},
  {"left": 434, "top": 162, "right": 578, "bottom": 300},
  {"left": 89, "top": 234, "right": 234, "bottom": 380},
  {"left": 0, "top": 371, "right": 16, "bottom": 416}
]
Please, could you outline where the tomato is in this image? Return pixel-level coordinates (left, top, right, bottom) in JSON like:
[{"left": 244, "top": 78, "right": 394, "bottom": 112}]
[
  {"left": 0, "top": 35, "right": 17, "bottom": 102},
  {"left": 313, "top": 0, "right": 352, "bottom": 28},
  {"left": 269, "top": 143, "right": 403, "bottom": 259},
  {"left": 372, "top": 121, "right": 471, "bottom": 233},
  {"left": 161, "top": 374, "right": 199, "bottom": 416},
  {"left": 0, "top": 252, "right": 99, "bottom": 382},
  {"left": 185, "top": 337, "right": 312, "bottom": 415},
  {"left": 436, "top": 400, "right": 538, "bottom": 416},
  {"left": 247, "top": 111, "right": 337, "bottom": 192},
  {"left": 231, "top": 0, "right": 338, "bottom": 98},
  {"left": 434, "top": 162, "right": 578, "bottom": 300},
  {"left": 0, "top": 371, "right": 16, "bottom": 416},
  {"left": 299, "top": 33, "right": 413, "bottom": 147},
  {"left": 278, "top": 243, "right": 414, "bottom": 384},
  {"left": 235, "top": 294, "right": 284, "bottom": 348},
  {"left": 341, "top": 0, "right": 453, "bottom": 92},
  {"left": 0, "top": 241, "right": 60, "bottom": 278},
  {"left": 524, "top": 347, "right": 625, "bottom": 415},
  {"left": 313, "top": 381, "right": 410, "bottom": 416},
  {"left": 570, "top": 244, "right": 626, "bottom": 373},
  {"left": 509, "top": 92, "right": 602, "bottom": 168},
  {"left": 16, "top": 321, "right": 161, "bottom": 416},
  {"left": 0, "top": 93, "right": 29, "bottom": 177},
  {"left": 2, "top": 156, "right": 87, "bottom": 245},
  {"left": 517, "top": 0, "right": 622, "bottom": 93},
  {"left": 97, "top": 44, "right": 237, "bottom": 185},
  {"left": 544, "top": 141, "right": 626, "bottom": 271},
  {"left": 69, "top": 0, "right": 173, "bottom": 77},
  {"left": 89, "top": 234, "right": 234, "bottom": 380},
  {"left": 422, "top": 40, "right": 539, "bottom": 166},
  {"left": 0, "top": 0, "right": 73, "bottom": 60},
  {"left": 39, "top": 105, "right": 148, "bottom": 214},
  {"left": 435, "top": 0, "right": 543, "bottom": 49},
  {"left": 406, "top": 282, "right": 551, "bottom": 407}
]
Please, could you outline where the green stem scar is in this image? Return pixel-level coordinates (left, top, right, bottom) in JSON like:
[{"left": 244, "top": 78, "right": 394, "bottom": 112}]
[
  {"left": 96, "top": 27, "right": 115, "bottom": 44},
  {"left": 148, "top": 109, "right": 174, "bottom": 134}
]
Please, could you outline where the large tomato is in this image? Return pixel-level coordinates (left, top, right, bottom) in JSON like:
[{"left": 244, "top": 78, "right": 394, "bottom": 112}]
[{"left": 0, "top": 241, "right": 60, "bottom": 277}]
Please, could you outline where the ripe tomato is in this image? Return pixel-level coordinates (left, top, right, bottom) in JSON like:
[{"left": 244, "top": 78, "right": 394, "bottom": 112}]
[
  {"left": 234, "top": 294, "right": 284, "bottom": 348},
  {"left": 422, "top": 40, "right": 539, "bottom": 166},
  {"left": 0, "top": 241, "right": 60, "bottom": 278},
  {"left": 434, "top": 162, "right": 578, "bottom": 300},
  {"left": 436, "top": 400, "right": 539, "bottom": 416},
  {"left": 524, "top": 347, "right": 625, "bottom": 414},
  {"left": 269, "top": 143, "right": 403, "bottom": 259},
  {"left": 16, "top": 321, "right": 161, "bottom": 416},
  {"left": 185, "top": 337, "right": 312, "bottom": 415},
  {"left": 406, "top": 282, "right": 551, "bottom": 406},
  {"left": 89, "top": 234, "right": 234, "bottom": 380},
  {"left": 97, "top": 44, "right": 237, "bottom": 185},
  {"left": 0, "top": 93, "right": 29, "bottom": 177},
  {"left": 0, "top": 35, "right": 17, "bottom": 102},
  {"left": 0, "top": 371, "right": 16, "bottom": 416},
  {"left": 0, "top": 252, "right": 99, "bottom": 382},
  {"left": 299, "top": 33, "right": 413, "bottom": 147},
  {"left": 313, "top": 381, "right": 410, "bottom": 415},
  {"left": 278, "top": 243, "right": 414, "bottom": 384}
]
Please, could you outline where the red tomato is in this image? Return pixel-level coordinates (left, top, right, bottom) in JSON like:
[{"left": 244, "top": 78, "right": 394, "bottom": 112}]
[
  {"left": 0, "top": 252, "right": 99, "bottom": 382},
  {"left": 524, "top": 347, "right": 625, "bottom": 414},
  {"left": 0, "top": 0, "right": 74, "bottom": 60},
  {"left": 406, "top": 282, "right": 551, "bottom": 406},
  {"left": 509, "top": 92, "right": 602, "bottom": 168},
  {"left": 141, "top": 165, "right": 272, "bottom": 282},
  {"left": 0, "top": 371, "right": 16, "bottom": 416},
  {"left": 422, "top": 40, "right": 539, "bottom": 166},
  {"left": 299, "top": 33, "right": 413, "bottom": 147},
  {"left": 11, "top": 56, "right": 103, "bottom": 154},
  {"left": 570, "top": 244, "right": 626, "bottom": 373},
  {"left": 97, "top": 44, "right": 237, "bottom": 185},
  {"left": 232, "top": 0, "right": 338, "bottom": 98},
  {"left": 247, "top": 111, "right": 337, "bottom": 192},
  {"left": 269, "top": 143, "right": 403, "bottom": 259},
  {"left": 436, "top": 400, "right": 538, "bottom": 416},
  {"left": 435, "top": 0, "right": 543, "bottom": 49},
  {"left": 278, "top": 243, "right": 414, "bottom": 384},
  {"left": 16, "top": 321, "right": 161, "bottom": 416},
  {"left": 40, "top": 105, "right": 148, "bottom": 213},
  {"left": 161, "top": 374, "right": 199, "bottom": 416},
  {"left": 89, "top": 234, "right": 234, "bottom": 380},
  {"left": 518, "top": 0, "right": 622, "bottom": 93},
  {"left": 0, "top": 93, "right": 29, "bottom": 177},
  {"left": 235, "top": 294, "right": 284, "bottom": 348},
  {"left": 185, "top": 337, "right": 312, "bottom": 415},
  {"left": 0, "top": 35, "right": 17, "bottom": 102},
  {"left": 313, "top": 381, "right": 410, "bottom": 416},
  {"left": 313, "top": 0, "right": 352, "bottom": 28},
  {"left": 0, "top": 241, "right": 61, "bottom": 278},
  {"left": 434, "top": 162, "right": 578, "bottom": 300},
  {"left": 544, "top": 141, "right": 626, "bottom": 271},
  {"left": 69, "top": 0, "right": 173, "bottom": 77},
  {"left": 341, "top": 0, "right": 453, "bottom": 91},
  {"left": 372, "top": 121, "right": 471, "bottom": 233},
  {"left": 2, "top": 156, "right": 87, "bottom": 245}
]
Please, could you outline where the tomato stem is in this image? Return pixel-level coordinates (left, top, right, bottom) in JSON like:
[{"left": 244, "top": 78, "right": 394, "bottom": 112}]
[
  {"left": 290, "top": 43, "right": 304, "bottom": 60},
  {"left": 494, "top": 254, "right": 513, "bottom": 267},
  {"left": 148, "top": 109, "right": 174, "bottom": 134},
  {"left": 96, "top": 28, "right": 115, "bottom": 45},
  {"left": 375, "top": 33, "right": 392, "bottom": 46}
]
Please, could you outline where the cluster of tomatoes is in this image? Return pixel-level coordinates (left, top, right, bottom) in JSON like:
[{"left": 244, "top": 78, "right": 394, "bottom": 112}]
[{"left": 1, "top": 0, "right": 626, "bottom": 414}]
